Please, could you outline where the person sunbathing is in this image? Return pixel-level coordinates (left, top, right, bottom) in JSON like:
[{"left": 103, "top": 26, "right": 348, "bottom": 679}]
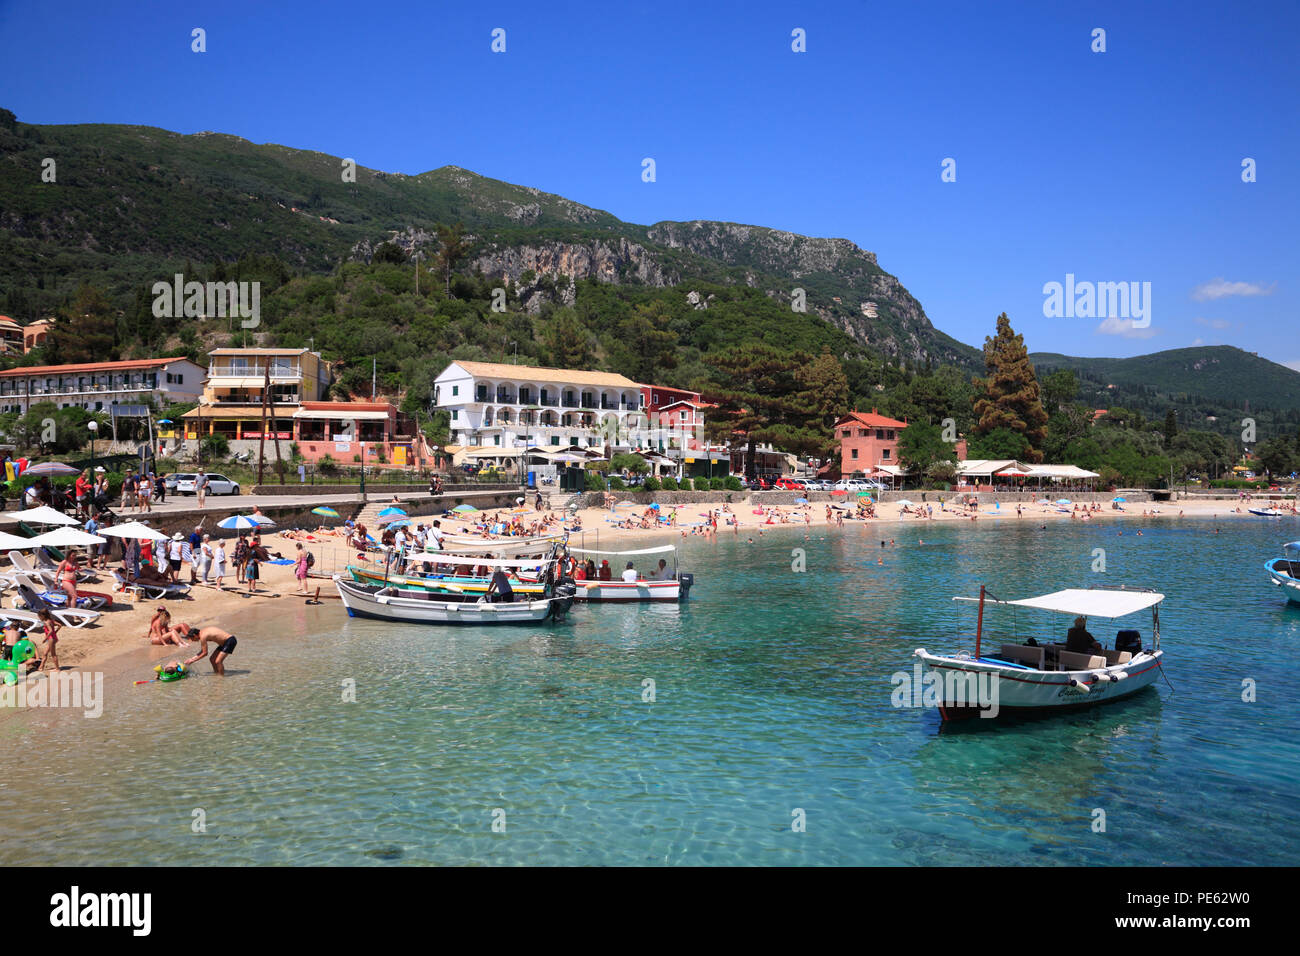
[{"left": 133, "top": 563, "right": 174, "bottom": 587}]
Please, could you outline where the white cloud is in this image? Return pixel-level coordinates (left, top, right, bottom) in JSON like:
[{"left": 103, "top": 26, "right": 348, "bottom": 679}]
[
  {"left": 1283, "top": 360, "right": 1300, "bottom": 373},
  {"left": 1096, "top": 317, "right": 1159, "bottom": 339},
  {"left": 1193, "top": 317, "right": 1231, "bottom": 329},
  {"left": 1191, "top": 277, "right": 1277, "bottom": 301},
  {"left": 1191, "top": 337, "right": 1204, "bottom": 346}
]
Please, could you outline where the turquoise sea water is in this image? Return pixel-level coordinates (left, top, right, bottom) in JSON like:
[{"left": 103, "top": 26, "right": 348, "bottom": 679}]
[{"left": 3, "top": 517, "right": 1298, "bottom": 865}]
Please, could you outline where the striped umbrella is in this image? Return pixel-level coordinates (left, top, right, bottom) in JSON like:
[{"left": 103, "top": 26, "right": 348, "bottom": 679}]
[
  {"left": 377, "top": 507, "right": 407, "bottom": 518},
  {"left": 217, "top": 515, "right": 263, "bottom": 530},
  {"left": 452, "top": 504, "right": 478, "bottom": 513},
  {"left": 312, "top": 507, "right": 341, "bottom": 518}
]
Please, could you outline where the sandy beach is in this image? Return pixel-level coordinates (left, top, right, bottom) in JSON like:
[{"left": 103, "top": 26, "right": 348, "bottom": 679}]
[{"left": 12, "top": 492, "right": 1283, "bottom": 678}]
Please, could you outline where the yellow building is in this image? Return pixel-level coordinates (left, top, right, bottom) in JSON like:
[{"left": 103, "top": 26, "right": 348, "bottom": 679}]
[{"left": 182, "top": 348, "right": 328, "bottom": 441}]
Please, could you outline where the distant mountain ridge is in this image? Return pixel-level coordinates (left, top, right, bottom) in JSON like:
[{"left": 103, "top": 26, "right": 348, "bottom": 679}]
[{"left": 2, "top": 109, "right": 1299, "bottom": 417}]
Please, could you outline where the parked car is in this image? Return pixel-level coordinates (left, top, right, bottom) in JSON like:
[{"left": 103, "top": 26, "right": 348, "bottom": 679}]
[
  {"left": 774, "top": 477, "right": 804, "bottom": 491},
  {"left": 833, "top": 479, "right": 869, "bottom": 491},
  {"left": 175, "top": 473, "right": 241, "bottom": 495},
  {"left": 164, "top": 473, "right": 192, "bottom": 493}
]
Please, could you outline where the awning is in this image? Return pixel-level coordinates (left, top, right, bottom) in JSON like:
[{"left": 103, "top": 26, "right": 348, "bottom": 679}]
[
  {"left": 294, "top": 409, "right": 390, "bottom": 420},
  {"left": 567, "top": 545, "right": 677, "bottom": 556},
  {"left": 955, "top": 588, "right": 1164, "bottom": 618}
]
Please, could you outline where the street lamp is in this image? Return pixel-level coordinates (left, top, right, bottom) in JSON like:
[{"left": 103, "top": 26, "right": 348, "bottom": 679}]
[{"left": 88, "top": 420, "right": 98, "bottom": 476}]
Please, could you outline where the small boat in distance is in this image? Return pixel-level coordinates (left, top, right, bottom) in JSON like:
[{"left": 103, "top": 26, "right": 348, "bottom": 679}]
[
  {"left": 1249, "top": 507, "right": 1286, "bottom": 517},
  {"left": 1265, "top": 541, "right": 1300, "bottom": 604},
  {"left": 911, "top": 585, "right": 1166, "bottom": 720}
]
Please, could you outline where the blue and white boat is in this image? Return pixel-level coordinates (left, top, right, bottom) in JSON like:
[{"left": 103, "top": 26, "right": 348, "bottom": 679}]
[{"left": 1265, "top": 541, "right": 1300, "bottom": 604}]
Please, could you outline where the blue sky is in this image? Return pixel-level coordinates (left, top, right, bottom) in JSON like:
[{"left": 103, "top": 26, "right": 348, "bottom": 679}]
[{"left": 1, "top": 0, "right": 1295, "bottom": 367}]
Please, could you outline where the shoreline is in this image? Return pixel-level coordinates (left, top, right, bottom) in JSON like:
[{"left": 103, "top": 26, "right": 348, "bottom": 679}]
[{"left": 11, "top": 494, "right": 1285, "bottom": 677}]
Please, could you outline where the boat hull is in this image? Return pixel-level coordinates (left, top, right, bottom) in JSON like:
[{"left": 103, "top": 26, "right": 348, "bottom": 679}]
[
  {"left": 575, "top": 579, "right": 683, "bottom": 602},
  {"left": 912, "top": 648, "right": 1164, "bottom": 719},
  {"left": 334, "top": 578, "right": 563, "bottom": 625},
  {"left": 1265, "top": 559, "right": 1300, "bottom": 604}
]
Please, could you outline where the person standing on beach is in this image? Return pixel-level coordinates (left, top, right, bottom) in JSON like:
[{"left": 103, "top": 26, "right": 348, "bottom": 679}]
[
  {"left": 166, "top": 533, "right": 184, "bottom": 583},
  {"left": 199, "top": 534, "right": 214, "bottom": 584},
  {"left": 293, "top": 542, "right": 309, "bottom": 594},
  {"left": 181, "top": 625, "right": 237, "bottom": 676},
  {"left": 188, "top": 526, "right": 203, "bottom": 582},
  {"left": 233, "top": 534, "right": 249, "bottom": 583},
  {"left": 245, "top": 545, "right": 260, "bottom": 594},
  {"left": 212, "top": 539, "right": 227, "bottom": 589}
]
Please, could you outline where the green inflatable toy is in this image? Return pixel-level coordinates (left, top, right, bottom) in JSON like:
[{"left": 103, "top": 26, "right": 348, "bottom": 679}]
[
  {"left": 154, "top": 662, "right": 189, "bottom": 683},
  {"left": 0, "top": 638, "right": 38, "bottom": 685}
]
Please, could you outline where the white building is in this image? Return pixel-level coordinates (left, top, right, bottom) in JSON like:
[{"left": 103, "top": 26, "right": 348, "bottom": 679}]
[
  {"left": 0, "top": 357, "right": 205, "bottom": 415},
  {"left": 434, "top": 361, "right": 647, "bottom": 455}
]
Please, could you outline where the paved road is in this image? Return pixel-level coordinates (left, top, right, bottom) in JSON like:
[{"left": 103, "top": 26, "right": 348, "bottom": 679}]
[{"left": 0, "top": 487, "right": 531, "bottom": 521}]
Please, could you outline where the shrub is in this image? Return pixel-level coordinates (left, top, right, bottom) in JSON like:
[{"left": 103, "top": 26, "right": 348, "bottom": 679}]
[
  {"left": 318, "top": 454, "right": 339, "bottom": 476},
  {"left": 643, "top": 476, "right": 661, "bottom": 492},
  {"left": 608, "top": 476, "right": 626, "bottom": 490},
  {"left": 660, "top": 477, "right": 678, "bottom": 491},
  {"left": 584, "top": 470, "right": 607, "bottom": 491},
  {"left": 724, "top": 475, "right": 742, "bottom": 491},
  {"left": 200, "top": 433, "right": 230, "bottom": 459},
  {"left": 711, "top": 477, "right": 726, "bottom": 491}
]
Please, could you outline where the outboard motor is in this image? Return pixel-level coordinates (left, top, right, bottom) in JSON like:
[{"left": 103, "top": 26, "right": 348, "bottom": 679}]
[
  {"left": 1115, "top": 629, "right": 1142, "bottom": 654},
  {"left": 678, "top": 572, "right": 694, "bottom": 599},
  {"left": 550, "top": 580, "right": 578, "bottom": 622}
]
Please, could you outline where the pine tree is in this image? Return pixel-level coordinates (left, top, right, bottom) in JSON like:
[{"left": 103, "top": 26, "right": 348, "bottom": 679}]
[
  {"left": 972, "top": 313, "right": 1049, "bottom": 461},
  {"left": 47, "top": 284, "right": 118, "bottom": 366}
]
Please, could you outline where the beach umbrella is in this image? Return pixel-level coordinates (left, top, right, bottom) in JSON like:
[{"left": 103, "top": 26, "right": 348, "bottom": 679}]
[
  {"left": 386, "top": 519, "right": 412, "bottom": 529},
  {"left": 614, "top": 501, "right": 636, "bottom": 509},
  {"left": 376, "top": 512, "right": 409, "bottom": 525},
  {"left": 897, "top": 499, "right": 914, "bottom": 507},
  {"left": 7, "top": 505, "right": 79, "bottom": 526},
  {"left": 157, "top": 419, "right": 174, "bottom": 425},
  {"left": 452, "top": 504, "right": 478, "bottom": 513},
  {"left": 312, "top": 507, "right": 340, "bottom": 518},
  {"left": 28, "top": 527, "right": 106, "bottom": 548},
  {"left": 1112, "top": 496, "right": 1127, "bottom": 503},
  {"left": 0, "top": 531, "right": 38, "bottom": 550},
  {"left": 830, "top": 489, "right": 847, "bottom": 496},
  {"left": 378, "top": 507, "right": 407, "bottom": 518},
  {"left": 1056, "top": 499, "right": 1071, "bottom": 505},
  {"left": 649, "top": 503, "right": 660, "bottom": 510},
  {"left": 1035, "top": 498, "right": 1051, "bottom": 504},
  {"left": 217, "top": 515, "right": 263, "bottom": 530},
  {"left": 253, "top": 514, "right": 276, "bottom": 527},
  {"left": 795, "top": 497, "right": 809, "bottom": 504},
  {"left": 97, "top": 521, "right": 170, "bottom": 541},
  {"left": 22, "top": 462, "right": 80, "bottom": 477}
]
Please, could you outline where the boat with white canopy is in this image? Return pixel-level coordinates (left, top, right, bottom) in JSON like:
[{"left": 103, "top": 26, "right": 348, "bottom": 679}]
[
  {"left": 1265, "top": 541, "right": 1300, "bottom": 604},
  {"left": 435, "top": 534, "right": 562, "bottom": 555},
  {"left": 912, "top": 585, "right": 1166, "bottom": 719},
  {"left": 563, "top": 545, "right": 693, "bottom": 602},
  {"left": 348, "top": 549, "right": 554, "bottom": 595}
]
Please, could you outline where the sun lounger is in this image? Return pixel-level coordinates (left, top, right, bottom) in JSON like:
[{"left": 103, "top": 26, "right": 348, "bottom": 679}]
[
  {"left": 13, "top": 583, "right": 102, "bottom": 628},
  {"left": 111, "top": 569, "right": 191, "bottom": 601}
]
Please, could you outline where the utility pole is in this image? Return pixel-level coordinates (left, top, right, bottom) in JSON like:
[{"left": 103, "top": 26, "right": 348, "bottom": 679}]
[
  {"left": 257, "top": 360, "right": 270, "bottom": 486},
  {"left": 371, "top": 357, "right": 376, "bottom": 401}
]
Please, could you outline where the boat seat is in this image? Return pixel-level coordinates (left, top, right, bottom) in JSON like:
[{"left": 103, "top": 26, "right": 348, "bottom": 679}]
[
  {"left": 1103, "top": 649, "right": 1133, "bottom": 665},
  {"left": 1057, "top": 650, "right": 1108, "bottom": 671},
  {"left": 999, "top": 643, "right": 1045, "bottom": 669}
]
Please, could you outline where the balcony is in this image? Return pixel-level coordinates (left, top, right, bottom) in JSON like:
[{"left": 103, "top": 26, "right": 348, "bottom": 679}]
[{"left": 208, "top": 364, "right": 302, "bottom": 380}]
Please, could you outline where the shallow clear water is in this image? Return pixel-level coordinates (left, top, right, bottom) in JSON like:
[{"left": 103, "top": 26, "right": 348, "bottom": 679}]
[{"left": 3, "top": 517, "right": 1298, "bottom": 865}]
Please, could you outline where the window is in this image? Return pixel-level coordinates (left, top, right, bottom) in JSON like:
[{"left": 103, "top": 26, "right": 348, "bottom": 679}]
[
  {"left": 841, "top": 429, "right": 851, "bottom": 437},
  {"left": 550, "top": 436, "right": 560, "bottom": 446},
  {"left": 451, "top": 410, "right": 459, "bottom": 420},
  {"left": 452, "top": 385, "right": 459, "bottom": 397},
  {"left": 850, "top": 448, "right": 859, "bottom": 460},
  {"left": 883, "top": 449, "right": 891, "bottom": 460},
  {"left": 887, "top": 430, "right": 895, "bottom": 440},
  {"left": 493, "top": 435, "right": 501, "bottom": 446}
]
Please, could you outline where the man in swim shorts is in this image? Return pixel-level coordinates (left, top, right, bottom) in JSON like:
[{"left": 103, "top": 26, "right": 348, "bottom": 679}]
[{"left": 181, "top": 625, "right": 238, "bottom": 675}]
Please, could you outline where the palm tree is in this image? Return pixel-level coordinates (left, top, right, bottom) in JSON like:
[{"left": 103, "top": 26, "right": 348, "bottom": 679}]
[{"left": 435, "top": 222, "right": 470, "bottom": 297}]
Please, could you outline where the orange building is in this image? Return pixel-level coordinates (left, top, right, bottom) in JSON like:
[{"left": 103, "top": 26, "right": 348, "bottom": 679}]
[{"left": 835, "top": 409, "right": 909, "bottom": 473}]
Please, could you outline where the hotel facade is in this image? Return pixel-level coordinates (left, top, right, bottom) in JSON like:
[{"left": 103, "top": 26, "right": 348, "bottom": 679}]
[
  {"left": 0, "top": 357, "right": 205, "bottom": 415},
  {"left": 434, "top": 361, "right": 649, "bottom": 455}
]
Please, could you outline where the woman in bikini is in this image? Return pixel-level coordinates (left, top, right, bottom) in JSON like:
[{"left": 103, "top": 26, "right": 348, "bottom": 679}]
[
  {"left": 57, "top": 552, "right": 81, "bottom": 609},
  {"left": 147, "top": 607, "right": 173, "bottom": 645}
]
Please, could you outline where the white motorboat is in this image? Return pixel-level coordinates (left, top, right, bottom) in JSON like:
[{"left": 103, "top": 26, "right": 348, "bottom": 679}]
[
  {"left": 565, "top": 545, "right": 693, "bottom": 602},
  {"left": 911, "top": 586, "right": 1166, "bottom": 720},
  {"left": 1265, "top": 540, "right": 1300, "bottom": 604},
  {"left": 1249, "top": 507, "right": 1286, "bottom": 517}
]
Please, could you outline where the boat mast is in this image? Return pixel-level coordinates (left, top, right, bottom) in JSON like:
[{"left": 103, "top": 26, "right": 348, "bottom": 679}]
[{"left": 975, "top": 584, "right": 986, "bottom": 659}]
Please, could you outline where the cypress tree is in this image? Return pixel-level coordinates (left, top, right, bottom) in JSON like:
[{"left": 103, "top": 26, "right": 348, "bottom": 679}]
[{"left": 972, "top": 312, "right": 1049, "bottom": 461}]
